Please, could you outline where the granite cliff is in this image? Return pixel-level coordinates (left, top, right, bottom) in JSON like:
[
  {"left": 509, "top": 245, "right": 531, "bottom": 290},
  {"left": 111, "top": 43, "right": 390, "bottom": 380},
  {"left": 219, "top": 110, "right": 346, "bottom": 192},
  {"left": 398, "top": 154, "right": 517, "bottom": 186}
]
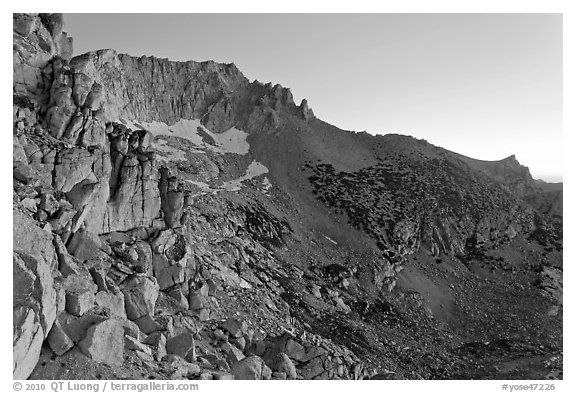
[{"left": 13, "top": 13, "right": 562, "bottom": 380}]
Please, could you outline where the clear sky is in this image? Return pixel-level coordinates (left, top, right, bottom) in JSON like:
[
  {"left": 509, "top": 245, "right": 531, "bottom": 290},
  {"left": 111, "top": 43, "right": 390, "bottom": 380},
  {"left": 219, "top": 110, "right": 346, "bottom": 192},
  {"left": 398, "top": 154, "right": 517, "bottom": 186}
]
[{"left": 64, "top": 13, "right": 563, "bottom": 182}]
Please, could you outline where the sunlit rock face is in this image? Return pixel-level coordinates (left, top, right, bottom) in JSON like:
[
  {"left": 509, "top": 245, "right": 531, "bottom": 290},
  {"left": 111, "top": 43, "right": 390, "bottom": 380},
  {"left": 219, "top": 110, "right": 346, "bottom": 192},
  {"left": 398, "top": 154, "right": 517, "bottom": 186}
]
[{"left": 63, "top": 50, "right": 249, "bottom": 129}]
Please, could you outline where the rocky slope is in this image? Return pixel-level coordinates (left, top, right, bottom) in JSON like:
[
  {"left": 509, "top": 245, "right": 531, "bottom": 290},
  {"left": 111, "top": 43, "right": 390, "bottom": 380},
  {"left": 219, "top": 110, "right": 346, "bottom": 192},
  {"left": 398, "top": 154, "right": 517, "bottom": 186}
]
[{"left": 13, "top": 13, "right": 562, "bottom": 380}]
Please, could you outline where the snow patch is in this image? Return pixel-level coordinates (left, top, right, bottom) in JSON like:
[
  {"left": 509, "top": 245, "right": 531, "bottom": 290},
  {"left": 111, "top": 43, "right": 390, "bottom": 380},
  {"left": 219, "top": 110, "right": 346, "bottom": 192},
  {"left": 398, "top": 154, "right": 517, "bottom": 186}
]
[
  {"left": 120, "top": 118, "right": 270, "bottom": 194},
  {"left": 210, "top": 127, "right": 251, "bottom": 155},
  {"left": 122, "top": 118, "right": 250, "bottom": 155}
]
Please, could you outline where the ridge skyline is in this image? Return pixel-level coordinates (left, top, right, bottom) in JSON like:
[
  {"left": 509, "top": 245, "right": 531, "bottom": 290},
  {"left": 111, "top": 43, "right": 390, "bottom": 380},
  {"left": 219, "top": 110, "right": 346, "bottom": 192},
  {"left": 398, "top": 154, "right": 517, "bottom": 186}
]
[{"left": 64, "top": 13, "right": 562, "bottom": 182}]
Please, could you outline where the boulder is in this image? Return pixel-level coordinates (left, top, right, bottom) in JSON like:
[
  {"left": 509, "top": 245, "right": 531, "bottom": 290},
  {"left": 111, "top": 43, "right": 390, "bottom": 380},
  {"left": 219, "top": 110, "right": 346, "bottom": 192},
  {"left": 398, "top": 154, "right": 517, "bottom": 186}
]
[
  {"left": 222, "top": 317, "right": 248, "bottom": 338},
  {"left": 299, "top": 355, "right": 326, "bottom": 379},
  {"left": 212, "top": 329, "right": 228, "bottom": 342},
  {"left": 310, "top": 284, "right": 322, "bottom": 299},
  {"left": 13, "top": 306, "right": 44, "bottom": 380},
  {"left": 121, "top": 274, "right": 159, "bottom": 320},
  {"left": 117, "top": 318, "right": 141, "bottom": 340},
  {"left": 78, "top": 318, "right": 125, "bottom": 366},
  {"left": 231, "top": 355, "right": 272, "bottom": 380},
  {"left": 153, "top": 314, "right": 174, "bottom": 336},
  {"left": 133, "top": 315, "right": 165, "bottom": 334},
  {"left": 13, "top": 162, "right": 37, "bottom": 184},
  {"left": 63, "top": 274, "right": 98, "bottom": 317},
  {"left": 152, "top": 254, "right": 188, "bottom": 290},
  {"left": 167, "top": 287, "right": 189, "bottom": 309},
  {"left": 188, "top": 292, "right": 205, "bottom": 310},
  {"left": 49, "top": 207, "right": 77, "bottom": 231},
  {"left": 231, "top": 336, "right": 247, "bottom": 352},
  {"left": 272, "top": 352, "right": 297, "bottom": 380},
  {"left": 13, "top": 246, "right": 59, "bottom": 379},
  {"left": 21, "top": 198, "right": 37, "bottom": 213},
  {"left": 13, "top": 135, "right": 28, "bottom": 164},
  {"left": 94, "top": 291, "right": 126, "bottom": 318},
  {"left": 57, "top": 310, "right": 108, "bottom": 343},
  {"left": 193, "top": 308, "right": 210, "bottom": 322},
  {"left": 334, "top": 297, "right": 351, "bottom": 313},
  {"left": 162, "top": 355, "right": 200, "bottom": 379},
  {"left": 13, "top": 251, "right": 57, "bottom": 333},
  {"left": 14, "top": 210, "right": 58, "bottom": 271},
  {"left": 212, "top": 371, "right": 235, "bottom": 380},
  {"left": 47, "top": 319, "right": 74, "bottom": 356},
  {"left": 89, "top": 266, "right": 109, "bottom": 292},
  {"left": 134, "top": 349, "right": 156, "bottom": 365},
  {"left": 144, "top": 331, "right": 167, "bottom": 361},
  {"left": 39, "top": 193, "right": 59, "bottom": 215},
  {"left": 199, "top": 371, "right": 213, "bottom": 380},
  {"left": 66, "top": 228, "right": 106, "bottom": 261},
  {"left": 281, "top": 336, "right": 306, "bottom": 361},
  {"left": 53, "top": 235, "right": 83, "bottom": 277},
  {"left": 124, "top": 335, "right": 152, "bottom": 356},
  {"left": 222, "top": 342, "right": 245, "bottom": 364},
  {"left": 166, "top": 332, "right": 196, "bottom": 361},
  {"left": 66, "top": 289, "right": 95, "bottom": 317},
  {"left": 246, "top": 340, "right": 267, "bottom": 357}
]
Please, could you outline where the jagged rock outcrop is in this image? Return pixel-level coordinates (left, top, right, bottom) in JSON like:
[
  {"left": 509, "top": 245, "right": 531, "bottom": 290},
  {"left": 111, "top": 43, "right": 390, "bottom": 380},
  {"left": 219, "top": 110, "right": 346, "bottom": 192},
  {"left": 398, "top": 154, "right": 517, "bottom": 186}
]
[
  {"left": 49, "top": 50, "right": 249, "bottom": 128},
  {"left": 42, "top": 46, "right": 306, "bottom": 143},
  {"left": 299, "top": 99, "right": 315, "bottom": 121},
  {"left": 16, "top": 121, "right": 162, "bottom": 235},
  {"left": 13, "top": 13, "right": 73, "bottom": 105}
]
